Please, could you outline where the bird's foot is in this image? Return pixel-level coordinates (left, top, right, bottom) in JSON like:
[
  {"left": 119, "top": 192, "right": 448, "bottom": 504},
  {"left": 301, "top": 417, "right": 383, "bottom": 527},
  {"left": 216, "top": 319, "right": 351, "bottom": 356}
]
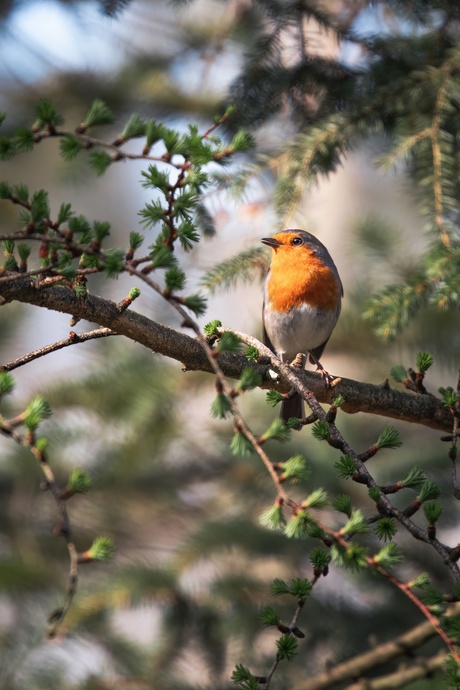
[
  {"left": 289, "top": 353, "right": 307, "bottom": 370},
  {"left": 317, "top": 366, "right": 341, "bottom": 388},
  {"left": 308, "top": 351, "right": 341, "bottom": 388}
]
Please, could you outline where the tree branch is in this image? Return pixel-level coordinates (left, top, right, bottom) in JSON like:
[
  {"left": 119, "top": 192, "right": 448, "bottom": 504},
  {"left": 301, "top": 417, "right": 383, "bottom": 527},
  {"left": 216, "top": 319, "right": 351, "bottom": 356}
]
[
  {"left": 295, "top": 602, "right": 460, "bottom": 690},
  {"left": 0, "top": 275, "right": 453, "bottom": 432},
  {"left": 1, "top": 327, "right": 116, "bottom": 371}
]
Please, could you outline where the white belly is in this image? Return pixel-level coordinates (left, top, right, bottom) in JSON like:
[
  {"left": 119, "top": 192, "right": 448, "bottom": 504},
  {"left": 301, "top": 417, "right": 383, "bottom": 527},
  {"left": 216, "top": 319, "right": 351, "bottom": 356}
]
[{"left": 264, "top": 301, "right": 339, "bottom": 361}]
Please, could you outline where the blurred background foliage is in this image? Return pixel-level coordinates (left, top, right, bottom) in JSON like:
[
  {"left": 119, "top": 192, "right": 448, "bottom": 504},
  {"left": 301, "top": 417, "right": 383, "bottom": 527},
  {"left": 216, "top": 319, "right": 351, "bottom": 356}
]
[{"left": 1, "top": 0, "right": 460, "bottom": 688}]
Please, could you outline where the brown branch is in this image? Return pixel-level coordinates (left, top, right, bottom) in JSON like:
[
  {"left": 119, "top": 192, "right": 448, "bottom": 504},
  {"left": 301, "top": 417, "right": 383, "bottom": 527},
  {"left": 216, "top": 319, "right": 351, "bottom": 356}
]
[
  {"left": 295, "top": 602, "right": 460, "bottom": 690},
  {"left": 343, "top": 652, "right": 447, "bottom": 690},
  {"left": 0, "top": 274, "right": 454, "bottom": 433},
  {"left": 232, "top": 331, "right": 453, "bottom": 432},
  {"left": 36, "top": 129, "right": 185, "bottom": 169},
  {"left": 1, "top": 327, "right": 116, "bottom": 372},
  {"left": 371, "top": 561, "right": 459, "bottom": 660},
  {"left": 312, "top": 512, "right": 460, "bottom": 661},
  {"left": 233, "top": 331, "right": 459, "bottom": 578},
  {"left": 431, "top": 71, "right": 450, "bottom": 249}
]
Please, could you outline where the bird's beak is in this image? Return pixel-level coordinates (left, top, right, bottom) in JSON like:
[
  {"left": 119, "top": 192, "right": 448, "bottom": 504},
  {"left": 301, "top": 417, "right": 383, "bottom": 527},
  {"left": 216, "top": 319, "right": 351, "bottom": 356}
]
[{"left": 261, "top": 237, "right": 282, "bottom": 248}]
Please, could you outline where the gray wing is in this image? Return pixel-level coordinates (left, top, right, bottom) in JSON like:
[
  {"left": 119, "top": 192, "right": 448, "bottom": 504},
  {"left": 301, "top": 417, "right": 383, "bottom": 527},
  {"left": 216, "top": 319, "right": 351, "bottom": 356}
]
[{"left": 262, "top": 300, "right": 275, "bottom": 353}]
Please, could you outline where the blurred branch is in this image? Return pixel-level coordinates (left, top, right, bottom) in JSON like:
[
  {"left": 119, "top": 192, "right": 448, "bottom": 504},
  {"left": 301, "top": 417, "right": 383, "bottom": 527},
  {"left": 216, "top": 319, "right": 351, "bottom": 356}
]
[
  {"left": 294, "top": 589, "right": 460, "bottom": 690},
  {"left": 0, "top": 414, "right": 79, "bottom": 638},
  {"left": 0, "top": 274, "right": 454, "bottom": 433},
  {"left": 343, "top": 652, "right": 447, "bottom": 690}
]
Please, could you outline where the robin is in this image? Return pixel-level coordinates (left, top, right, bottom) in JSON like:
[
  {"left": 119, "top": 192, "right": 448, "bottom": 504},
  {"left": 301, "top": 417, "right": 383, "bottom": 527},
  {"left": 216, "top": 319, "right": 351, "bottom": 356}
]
[{"left": 261, "top": 229, "right": 343, "bottom": 422}]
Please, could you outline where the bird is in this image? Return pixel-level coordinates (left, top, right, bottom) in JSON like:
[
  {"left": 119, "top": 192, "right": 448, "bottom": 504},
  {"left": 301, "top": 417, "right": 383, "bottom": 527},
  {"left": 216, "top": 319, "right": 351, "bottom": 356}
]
[{"left": 261, "top": 229, "right": 343, "bottom": 422}]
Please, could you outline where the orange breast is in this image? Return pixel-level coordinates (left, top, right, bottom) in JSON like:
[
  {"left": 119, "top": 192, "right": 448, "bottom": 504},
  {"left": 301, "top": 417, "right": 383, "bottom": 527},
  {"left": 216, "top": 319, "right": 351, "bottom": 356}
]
[{"left": 267, "top": 245, "right": 340, "bottom": 313}]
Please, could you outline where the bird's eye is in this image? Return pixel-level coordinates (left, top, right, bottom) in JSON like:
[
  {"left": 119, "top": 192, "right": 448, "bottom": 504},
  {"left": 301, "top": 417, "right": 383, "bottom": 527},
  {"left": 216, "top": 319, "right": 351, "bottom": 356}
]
[{"left": 292, "top": 237, "right": 303, "bottom": 246}]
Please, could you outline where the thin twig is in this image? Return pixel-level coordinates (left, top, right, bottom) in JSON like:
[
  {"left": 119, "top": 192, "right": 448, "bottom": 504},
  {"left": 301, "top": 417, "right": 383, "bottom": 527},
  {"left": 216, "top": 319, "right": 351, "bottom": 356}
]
[
  {"left": 431, "top": 71, "right": 450, "bottom": 249},
  {"left": 1, "top": 327, "right": 116, "bottom": 372},
  {"left": 0, "top": 417, "right": 79, "bottom": 638},
  {"left": 124, "top": 263, "right": 290, "bottom": 502}
]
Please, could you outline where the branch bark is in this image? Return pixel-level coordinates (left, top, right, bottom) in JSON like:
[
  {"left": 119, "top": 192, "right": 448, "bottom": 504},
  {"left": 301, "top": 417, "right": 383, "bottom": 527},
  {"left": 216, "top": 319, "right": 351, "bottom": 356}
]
[
  {"left": 294, "top": 602, "right": 460, "bottom": 690},
  {"left": 0, "top": 276, "right": 453, "bottom": 432}
]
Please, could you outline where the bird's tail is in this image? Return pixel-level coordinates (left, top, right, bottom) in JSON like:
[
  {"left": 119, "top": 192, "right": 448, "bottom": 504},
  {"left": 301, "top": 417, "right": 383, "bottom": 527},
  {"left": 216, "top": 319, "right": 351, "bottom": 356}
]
[{"left": 279, "top": 393, "right": 304, "bottom": 423}]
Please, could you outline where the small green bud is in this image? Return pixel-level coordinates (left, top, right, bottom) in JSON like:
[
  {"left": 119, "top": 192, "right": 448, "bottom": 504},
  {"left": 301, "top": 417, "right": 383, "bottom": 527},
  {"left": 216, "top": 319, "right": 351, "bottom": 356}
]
[
  {"left": 245, "top": 346, "right": 259, "bottom": 361},
  {"left": 375, "top": 517, "right": 398, "bottom": 541},
  {"left": 418, "top": 480, "right": 441, "bottom": 503},
  {"left": 332, "top": 543, "right": 369, "bottom": 571},
  {"left": 266, "top": 390, "right": 284, "bottom": 407},
  {"left": 260, "top": 501, "right": 286, "bottom": 530},
  {"left": 103, "top": 247, "right": 125, "bottom": 278},
  {"left": 416, "top": 352, "right": 433, "bottom": 374},
  {"left": 373, "top": 543, "right": 402, "bottom": 568},
  {"left": 83, "top": 99, "right": 114, "bottom": 128},
  {"left": 259, "top": 605, "right": 280, "bottom": 627},
  {"left": 86, "top": 536, "right": 114, "bottom": 561},
  {"left": 309, "top": 547, "right": 330, "bottom": 571},
  {"left": 93, "top": 220, "right": 111, "bottom": 242},
  {"left": 231, "top": 664, "right": 254, "bottom": 685},
  {"left": 260, "top": 418, "right": 290, "bottom": 443},
  {"left": 89, "top": 150, "right": 113, "bottom": 176},
  {"left": 340, "top": 510, "right": 369, "bottom": 536},
  {"left": 409, "top": 573, "right": 430, "bottom": 589},
  {"left": 270, "top": 578, "right": 290, "bottom": 596},
  {"left": 311, "top": 420, "right": 330, "bottom": 441},
  {"left": 119, "top": 113, "right": 146, "bottom": 141},
  {"left": 284, "top": 510, "right": 312, "bottom": 539},
  {"left": 423, "top": 500, "right": 443, "bottom": 523},
  {"left": 35, "top": 437, "right": 48, "bottom": 452},
  {"left": 183, "top": 293, "right": 207, "bottom": 316},
  {"left": 439, "top": 386, "right": 458, "bottom": 409},
  {"left": 210, "top": 392, "right": 233, "bottom": 419},
  {"left": 150, "top": 244, "right": 177, "bottom": 270},
  {"left": 68, "top": 468, "right": 91, "bottom": 494},
  {"left": 278, "top": 455, "right": 310, "bottom": 482},
  {"left": 0, "top": 371, "right": 15, "bottom": 396},
  {"left": 276, "top": 634, "right": 298, "bottom": 661},
  {"left": 216, "top": 331, "right": 241, "bottom": 354},
  {"left": 332, "top": 494, "right": 352, "bottom": 516},
  {"left": 334, "top": 455, "right": 357, "bottom": 479},
  {"left": 301, "top": 488, "right": 328, "bottom": 510},
  {"left": 236, "top": 367, "right": 261, "bottom": 391},
  {"left": 230, "top": 430, "right": 254, "bottom": 456},
  {"left": 286, "top": 416, "right": 302, "bottom": 429},
  {"left": 368, "top": 486, "right": 381, "bottom": 502},
  {"left": 129, "top": 231, "right": 144, "bottom": 251},
  {"left": 165, "top": 266, "right": 186, "bottom": 292},
  {"left": 18, "top": 243, "right": 32, "bottom": 262},
  {"left": 73, "top": 284, "right": 88, "bottom": 297},
  {"left": 288, "top": 578, "right": 312, "bottom": 600},
  {"left": 376, "top": 427, "right": 402, "bottom": 449},
  {"left": 24, "top": 396, "right": 52, "bottom": 430},
  {"left": 204, "top": 320, "right": 222, "bottom": 337},
  {"left": 34, "top": 98, "right": 64, "bottom": 128},
  {"left": 400, "top": 466, "right": 427, "bottom": 491},
  {"left": 128, "top": 287, "right": 141, "bottom": 300},
  {"left": 391, "top": 365, "right": 408, "bottom": 383}
]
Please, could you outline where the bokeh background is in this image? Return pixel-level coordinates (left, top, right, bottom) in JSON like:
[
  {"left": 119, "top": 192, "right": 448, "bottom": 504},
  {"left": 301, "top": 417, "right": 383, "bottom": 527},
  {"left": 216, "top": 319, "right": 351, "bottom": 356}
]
[{"left": 0, "top": 1, "right": 458, "bottom": 688}]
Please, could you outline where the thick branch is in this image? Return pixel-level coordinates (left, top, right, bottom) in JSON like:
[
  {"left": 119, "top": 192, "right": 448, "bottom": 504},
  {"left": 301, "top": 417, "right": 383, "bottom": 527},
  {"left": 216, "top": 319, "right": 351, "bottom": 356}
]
[
  {"left": 0, "top": 276, "right": 453, "bottom": 432},
  {"left": 295, "top": 602, "right": 460, "bottom": 690}
]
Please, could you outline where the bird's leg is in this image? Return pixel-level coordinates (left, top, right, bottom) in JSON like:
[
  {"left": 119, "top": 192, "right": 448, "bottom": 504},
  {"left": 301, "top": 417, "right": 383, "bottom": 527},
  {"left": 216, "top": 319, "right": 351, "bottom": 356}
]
[
  {"left": 308, "top": 351, "right": 339, "bottom": 388},
  {"left": 289, "top": 352, "right": 306, "bottom": 370}
]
